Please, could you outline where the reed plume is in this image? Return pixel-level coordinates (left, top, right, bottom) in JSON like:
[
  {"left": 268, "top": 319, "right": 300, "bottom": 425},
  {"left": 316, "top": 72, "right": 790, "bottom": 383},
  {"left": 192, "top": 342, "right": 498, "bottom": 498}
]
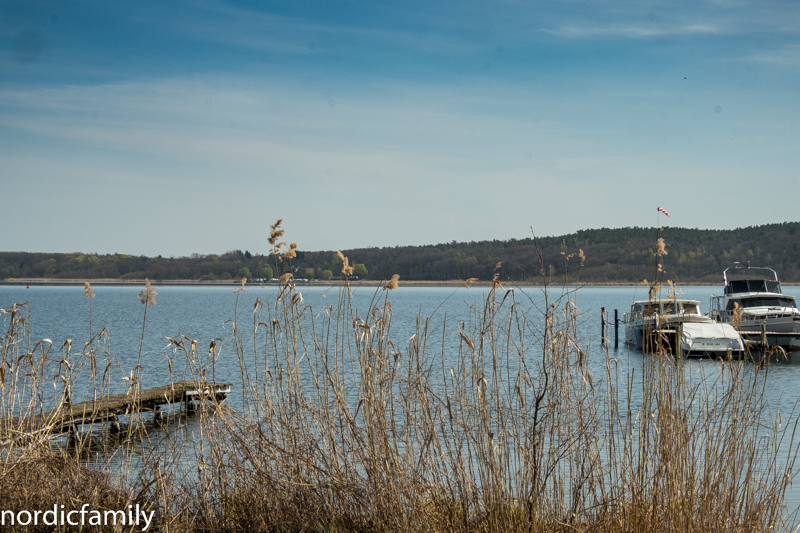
[
  {"left": 667, "top": 279, "right": 676, "bottom": 299},
  {"left": 656, "top": 237, "right": 667, "bottom": 256},
  {"left": 267, "top": 219, "right": 284, "bottom": 246},
  {"left": 337, "top": 251, "right": 354, "bottom": 276},
  {"left": 732, "top": 301, "right": 743, "bottom": 329},
  {"left": 384, "top": 273, "right": 399, "bottom": 289},
  {"left": 491, "top": 272, "right": 503, "bottom": 290},
  {"left": 138, "top": 278, "right": 157, "bottom": 306}
]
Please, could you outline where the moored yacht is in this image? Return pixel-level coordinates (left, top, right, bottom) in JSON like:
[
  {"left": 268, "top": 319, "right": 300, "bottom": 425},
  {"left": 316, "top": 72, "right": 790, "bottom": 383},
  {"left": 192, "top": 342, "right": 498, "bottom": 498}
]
[
  {"left": 625, "top": 297, "right": 744, "bottom": 357},
  {"left": 710, "top": 264, "right": 800, "bottom": 349}
]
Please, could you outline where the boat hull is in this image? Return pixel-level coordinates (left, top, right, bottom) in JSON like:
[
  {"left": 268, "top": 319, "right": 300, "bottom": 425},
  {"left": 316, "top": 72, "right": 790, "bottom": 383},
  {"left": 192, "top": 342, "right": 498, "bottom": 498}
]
[
  {"left": 735, "top": 316, "right": 800, "bottom": 349},
  {"left": 626, "top": 321, "right": 745, "bottom": 357}
]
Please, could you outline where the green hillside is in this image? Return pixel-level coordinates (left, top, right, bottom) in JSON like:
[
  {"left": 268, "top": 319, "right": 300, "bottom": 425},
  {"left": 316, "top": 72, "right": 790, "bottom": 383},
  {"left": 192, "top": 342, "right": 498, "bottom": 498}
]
[{"left": 3, "top": 222, "right": 800, "bottom": 283}]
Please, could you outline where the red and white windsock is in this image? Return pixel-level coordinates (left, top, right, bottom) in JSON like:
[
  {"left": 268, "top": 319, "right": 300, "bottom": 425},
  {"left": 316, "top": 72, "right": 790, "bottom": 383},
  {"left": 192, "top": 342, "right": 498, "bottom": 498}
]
[{"left": 657, "top": 206, "right": 670, "bottom": 217}]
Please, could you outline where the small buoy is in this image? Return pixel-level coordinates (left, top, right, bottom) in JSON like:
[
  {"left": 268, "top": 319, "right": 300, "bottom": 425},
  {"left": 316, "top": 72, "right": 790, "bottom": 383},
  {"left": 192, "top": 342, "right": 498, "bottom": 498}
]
[{"left": 26, "top": 284, "right": 30, "bottom": 289}]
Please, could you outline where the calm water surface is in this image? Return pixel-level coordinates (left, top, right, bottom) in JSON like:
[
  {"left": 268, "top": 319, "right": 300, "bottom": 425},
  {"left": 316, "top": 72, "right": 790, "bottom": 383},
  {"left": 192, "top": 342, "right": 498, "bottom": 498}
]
[{"left": 3, "top": 283, "right": 800, "bottom": 518}]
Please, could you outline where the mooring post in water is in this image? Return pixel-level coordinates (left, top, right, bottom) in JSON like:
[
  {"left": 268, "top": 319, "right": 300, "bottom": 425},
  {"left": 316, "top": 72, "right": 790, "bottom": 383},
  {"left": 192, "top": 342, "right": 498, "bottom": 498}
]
[
  {"left": 614, "top": 309, "right": 619, "bottom": 348},
  {"left": 601, "top": 307, "right": 607, "bottom": 346},
  {"left": 761, "top": 322, "right": 768, "bottom": 349}
]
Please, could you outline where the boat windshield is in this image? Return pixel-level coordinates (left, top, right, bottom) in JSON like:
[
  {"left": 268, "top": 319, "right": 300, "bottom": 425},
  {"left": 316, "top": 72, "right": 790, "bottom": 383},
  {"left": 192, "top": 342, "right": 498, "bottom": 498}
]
[
  {"left": 726, "top": 297, "right": 797, "bottom": 310},
  {"left": 683, "top": 303, "right": 699, "bottom": 314},
  {"left": 642, "top": 301, "right": 700, "bottom": 315},
  {"left": 632, "top": 300, "right": 702, "bottom": 317},
  {"left": 725, "top": 278, "right": 782, "bottom": 295}
]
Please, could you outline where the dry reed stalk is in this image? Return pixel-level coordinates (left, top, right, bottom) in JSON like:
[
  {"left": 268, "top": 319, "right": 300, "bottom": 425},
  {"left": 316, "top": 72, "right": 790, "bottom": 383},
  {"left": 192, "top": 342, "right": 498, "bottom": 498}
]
[
  {"left": 733, "top": 302, "right": 743, "bottom": 329},
  {"left": 0, "top": 224, "right": 797, "bottom": 533},
  {"left": 188, "top": 239, "right": 798, "bottom": 533}
]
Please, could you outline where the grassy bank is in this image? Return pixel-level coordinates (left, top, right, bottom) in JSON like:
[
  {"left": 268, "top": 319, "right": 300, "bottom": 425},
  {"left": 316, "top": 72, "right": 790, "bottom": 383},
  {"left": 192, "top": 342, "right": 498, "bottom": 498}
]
[{"left": 0, "top": 233, "right": 798, "bottom": 532}]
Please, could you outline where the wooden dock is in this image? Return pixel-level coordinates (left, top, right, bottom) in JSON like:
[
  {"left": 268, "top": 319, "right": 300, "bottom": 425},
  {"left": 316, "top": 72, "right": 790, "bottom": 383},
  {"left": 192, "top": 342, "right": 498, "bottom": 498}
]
[
  {"left": 737, "top": 331, "right": 800, "bottom": 337},
  {"left": 1, "top": 381, "right": 231, "bottom": 439},
  {"left": 737, "top": 329, "right": 800, "bottom": 350}
]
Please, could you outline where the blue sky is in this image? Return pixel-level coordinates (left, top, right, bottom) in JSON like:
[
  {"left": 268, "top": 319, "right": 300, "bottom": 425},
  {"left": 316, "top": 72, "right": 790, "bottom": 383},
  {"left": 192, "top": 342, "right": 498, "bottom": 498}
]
[{"left": 2, "top": 0, "right": 799, "bottom": 256}]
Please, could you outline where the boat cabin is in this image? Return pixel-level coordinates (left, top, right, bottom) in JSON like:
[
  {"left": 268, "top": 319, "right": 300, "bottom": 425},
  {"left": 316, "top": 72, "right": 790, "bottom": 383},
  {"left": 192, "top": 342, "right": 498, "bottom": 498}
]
[
  {"left": 627, "top": 299, "right": 701, "bottom": 321},
  {"left": 723, "top": 266, "right": 783, "bottom": 295}
]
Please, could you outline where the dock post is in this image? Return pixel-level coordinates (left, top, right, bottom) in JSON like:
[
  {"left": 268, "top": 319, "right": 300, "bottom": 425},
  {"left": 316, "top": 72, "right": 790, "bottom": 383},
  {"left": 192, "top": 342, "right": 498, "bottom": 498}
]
[
  {"left": 614, "top": 309, "right": 619, "bottom": 348},
  {"left": 601, "top": 307, "right": 607, "bottom": 346},
  {"left": 761, "top": 323, "right": 768, "bottom": 350}
]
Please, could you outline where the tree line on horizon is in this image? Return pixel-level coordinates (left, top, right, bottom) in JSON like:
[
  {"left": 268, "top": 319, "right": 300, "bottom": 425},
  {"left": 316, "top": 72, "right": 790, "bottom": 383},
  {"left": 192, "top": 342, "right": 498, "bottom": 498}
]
[{"left": 3, "top": 222, "right": 800, "bottom": 284}]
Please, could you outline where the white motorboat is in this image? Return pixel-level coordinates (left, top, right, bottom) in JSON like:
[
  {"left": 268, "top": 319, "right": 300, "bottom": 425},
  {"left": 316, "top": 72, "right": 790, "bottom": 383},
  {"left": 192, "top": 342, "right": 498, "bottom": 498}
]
[
  {"left": 625, "top": 297, "right": 744, "bottom": 357},
  {"left": 710, "top": 264, "right": 800, "bottom": 349}
]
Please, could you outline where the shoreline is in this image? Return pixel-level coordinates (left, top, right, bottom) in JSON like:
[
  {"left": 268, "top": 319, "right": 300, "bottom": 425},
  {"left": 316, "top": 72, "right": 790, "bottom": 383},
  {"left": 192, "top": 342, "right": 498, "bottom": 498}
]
[{"left": 0, "top": 278, "right": 736, "bottom": 287}]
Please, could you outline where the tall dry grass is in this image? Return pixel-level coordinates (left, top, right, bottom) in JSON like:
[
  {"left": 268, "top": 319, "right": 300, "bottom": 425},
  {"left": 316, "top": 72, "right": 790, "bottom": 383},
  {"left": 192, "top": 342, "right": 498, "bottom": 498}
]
[{"left": 0, "top": 231, "right": 797, "bottom": 532}]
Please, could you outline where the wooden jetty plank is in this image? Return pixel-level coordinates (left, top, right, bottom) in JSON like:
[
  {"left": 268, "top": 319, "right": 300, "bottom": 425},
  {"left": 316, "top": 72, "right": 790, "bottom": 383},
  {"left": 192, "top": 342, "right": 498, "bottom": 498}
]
[{"left": 0, "top": 381, "right": 231, "bottom": 438}]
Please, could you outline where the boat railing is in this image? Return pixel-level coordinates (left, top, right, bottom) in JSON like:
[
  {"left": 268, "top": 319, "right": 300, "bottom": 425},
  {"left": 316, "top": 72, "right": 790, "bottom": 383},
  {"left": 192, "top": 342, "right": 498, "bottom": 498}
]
[
  {"left": 716, "top": 310, "right": 733, "bottom": 322},
  {"left": 723, "top": 265, "right": 779, "bottom": 283}
]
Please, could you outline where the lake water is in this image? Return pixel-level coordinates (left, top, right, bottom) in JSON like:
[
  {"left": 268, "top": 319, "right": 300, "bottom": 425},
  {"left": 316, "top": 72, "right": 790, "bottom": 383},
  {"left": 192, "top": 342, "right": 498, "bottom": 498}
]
[
  {"left": 5, "top": 282, "right": 800, "bottom": 391},
  {"left": 3, "top": 282, "right": 800, "bottom": 522}
]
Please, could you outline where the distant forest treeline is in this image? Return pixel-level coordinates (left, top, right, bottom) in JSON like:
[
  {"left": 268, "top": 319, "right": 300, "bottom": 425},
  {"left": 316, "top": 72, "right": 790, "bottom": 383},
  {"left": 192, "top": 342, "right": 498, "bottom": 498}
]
[{"left": 4, "top": 222, "right": 800, "bottom": 283}]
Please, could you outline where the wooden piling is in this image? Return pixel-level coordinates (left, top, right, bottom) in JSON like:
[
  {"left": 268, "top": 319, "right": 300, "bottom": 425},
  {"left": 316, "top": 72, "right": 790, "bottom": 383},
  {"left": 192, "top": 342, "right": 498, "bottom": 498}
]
[{"left": 601, "top": 307, "right": 607, "bottom": 346}]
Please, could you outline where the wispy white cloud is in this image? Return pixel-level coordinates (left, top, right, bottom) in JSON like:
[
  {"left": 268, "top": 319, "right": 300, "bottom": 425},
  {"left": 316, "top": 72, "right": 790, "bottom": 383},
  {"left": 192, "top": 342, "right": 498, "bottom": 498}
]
[
  {"left": 545, "top": 23, "right": 720, "bottom": 39},
  {"left": 0, "top": 76, "right": 570, "bottom": 174},
  {"left": 703, "top": 0, "right": 748, "bottom": 7},
  {"left": 3, "top": 0, "right": 800, "bottom": 254},
  {"left": 132, "top": 0, "right": 477, "bottom": 59},
  {"left": 540, "top": 0, "right": 800, "bottom": 40},
  {"left": 0, "top": 74, "right": 657, "bottom": 252},
  {"left": 738, "top": 44, "right": 800, "bottom": 67}
]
